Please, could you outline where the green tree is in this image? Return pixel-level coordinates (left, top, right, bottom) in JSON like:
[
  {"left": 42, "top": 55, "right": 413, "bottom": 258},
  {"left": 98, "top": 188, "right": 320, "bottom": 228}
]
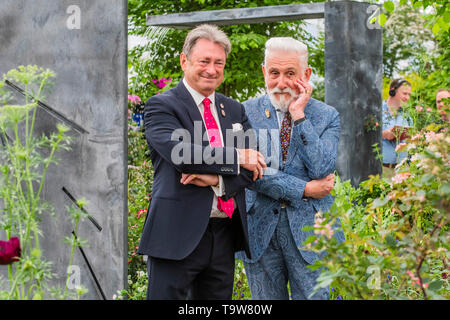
[{"left": 382, "top": 3, "right": 436, "bottom": 78}]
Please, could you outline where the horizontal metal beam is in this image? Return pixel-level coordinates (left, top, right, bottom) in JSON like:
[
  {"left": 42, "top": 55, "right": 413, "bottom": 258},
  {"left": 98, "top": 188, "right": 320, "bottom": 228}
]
[{"left": 147, "top": 3, "right": 325, "bottom": 28}]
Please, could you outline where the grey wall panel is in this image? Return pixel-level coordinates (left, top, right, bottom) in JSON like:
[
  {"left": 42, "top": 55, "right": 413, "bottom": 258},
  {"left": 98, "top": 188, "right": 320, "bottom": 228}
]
[{"left": 0, "top": 0, "right": 127, "bottom": 299}]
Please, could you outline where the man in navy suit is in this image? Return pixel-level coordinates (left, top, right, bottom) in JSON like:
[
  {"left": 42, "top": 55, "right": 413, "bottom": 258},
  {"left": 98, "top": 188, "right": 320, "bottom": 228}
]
[
  {"left": 236, "top": 37, "right": 345, "bottom": 300},
  {"left": 137, "top": 24, "right": 266, "bottom": 300}
]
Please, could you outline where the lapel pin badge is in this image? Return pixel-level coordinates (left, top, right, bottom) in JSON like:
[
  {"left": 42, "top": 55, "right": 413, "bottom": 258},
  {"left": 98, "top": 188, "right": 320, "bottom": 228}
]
[
  {"left": 220, "top": 103, "right": 225, "bottom": 109},
  {"left": 265, "top": 109, "right": 271, "bottom": 118},
  {"left": 221, "top": 109, "right": 226, "bottom": 117}
]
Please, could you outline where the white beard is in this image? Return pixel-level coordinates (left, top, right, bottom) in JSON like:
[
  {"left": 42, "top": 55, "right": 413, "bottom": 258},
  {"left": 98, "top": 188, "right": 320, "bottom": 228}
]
[{"left": 267, "top": 86, "right": 298, "bottom": 112}]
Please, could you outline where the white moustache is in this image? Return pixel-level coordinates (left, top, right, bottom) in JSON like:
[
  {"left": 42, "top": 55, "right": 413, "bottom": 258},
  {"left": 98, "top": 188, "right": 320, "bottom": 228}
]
[
  {"left": 269, "top": 87, "right": 297, "bottom": 96},
  {"left": 267, "top": 86, "right": 298, "bottom": 112}
]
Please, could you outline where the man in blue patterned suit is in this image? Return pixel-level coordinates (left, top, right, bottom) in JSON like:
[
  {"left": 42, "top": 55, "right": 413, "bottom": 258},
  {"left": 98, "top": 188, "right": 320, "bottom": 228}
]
[{"left": 236, "top": 37, "right": 345, "bottom": 300}]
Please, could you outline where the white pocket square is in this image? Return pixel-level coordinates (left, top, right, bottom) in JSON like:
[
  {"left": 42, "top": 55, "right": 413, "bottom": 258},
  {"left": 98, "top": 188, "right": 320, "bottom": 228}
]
[{"left": 232, "top": 123, "right": 243, "bottom": 132}]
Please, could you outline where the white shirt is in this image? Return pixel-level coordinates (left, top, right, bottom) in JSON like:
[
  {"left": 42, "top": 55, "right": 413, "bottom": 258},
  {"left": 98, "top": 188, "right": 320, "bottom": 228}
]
[{"left": 183, "top": 78, "right": 235, "bottom": 218}]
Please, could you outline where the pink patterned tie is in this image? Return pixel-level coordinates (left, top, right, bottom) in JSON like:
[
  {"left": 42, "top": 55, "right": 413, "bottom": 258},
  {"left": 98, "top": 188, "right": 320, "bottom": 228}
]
[{"left": 203, "top": 98, "right": 235, "bottom": 218}]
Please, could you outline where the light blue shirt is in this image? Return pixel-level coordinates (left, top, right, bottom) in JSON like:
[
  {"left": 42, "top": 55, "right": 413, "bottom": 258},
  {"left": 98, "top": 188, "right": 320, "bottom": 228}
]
[{"left": 382, "top": 101, "right": 412, "bottom": 164}]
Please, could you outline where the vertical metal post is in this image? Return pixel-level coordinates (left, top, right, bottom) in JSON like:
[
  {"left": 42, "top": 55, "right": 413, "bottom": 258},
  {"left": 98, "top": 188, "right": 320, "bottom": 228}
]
[{"left": 324, "top": 1, "right": 383, "bottom": 186}]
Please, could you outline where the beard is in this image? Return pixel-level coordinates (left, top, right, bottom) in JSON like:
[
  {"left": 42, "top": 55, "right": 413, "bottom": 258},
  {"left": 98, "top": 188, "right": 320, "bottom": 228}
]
[{"left": 267, "top": 86, "right": 298, "bottom": 112}]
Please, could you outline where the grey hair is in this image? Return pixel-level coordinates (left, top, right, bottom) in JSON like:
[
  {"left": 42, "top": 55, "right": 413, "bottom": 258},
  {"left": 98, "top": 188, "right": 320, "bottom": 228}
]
[
  {"left": 182, "top": 24, "right": 231, "bottom": 58},
  {"left": 264, "top": 37, "right": 309, "bottom": 67}
]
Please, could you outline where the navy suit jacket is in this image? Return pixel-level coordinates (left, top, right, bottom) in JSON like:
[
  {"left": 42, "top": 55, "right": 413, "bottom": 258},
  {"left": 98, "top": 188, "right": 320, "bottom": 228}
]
[{"left": 137, "top": 81, "right": 253, "bottom": 260}]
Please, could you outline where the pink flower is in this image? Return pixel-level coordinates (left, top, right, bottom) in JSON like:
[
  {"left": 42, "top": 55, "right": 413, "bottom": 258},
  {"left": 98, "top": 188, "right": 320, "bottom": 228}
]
[
  {"left": 137, "top": 209, "right": 147, "bottom": 219},
  {"left": 392, "top": 172, "right": 410, "bottom": 185},
  {"left": 425, "top": 131, "right": 437, "bottom": 141},
  {"left": 153, "top": 78, "right": 172, "bottom": 89},
  {"left": 395, "top": 142, "right": 407, "bottom": 152},
  {"left": 426, "top": 107, "right": 432, "bottom": 112},
  {"left": 416, "top": 106, "right": 423, "bottom": 112},
  {"left": 128, "top": 95, "right": 141, "bottom": 104},
  {"left": 407, "top": 270, "right": 429, "bottom": 288},
  {"left": 0, "top": 237, "right": 21, "bottom": 265},
  {"left": 313, "top": 216, "right": 334, "bottom": 239},
  {"left": 410, "top": 154, "right": 420, "bottom": 162}
]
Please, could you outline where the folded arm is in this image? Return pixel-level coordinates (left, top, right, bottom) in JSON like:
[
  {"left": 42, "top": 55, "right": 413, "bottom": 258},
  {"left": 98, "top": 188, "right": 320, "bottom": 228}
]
[
  {"left": 248, "top": 168, "right": 334, "bottom": 208},
  {"left": 291, "top": 110, "right": 340, "bottom": 179}
]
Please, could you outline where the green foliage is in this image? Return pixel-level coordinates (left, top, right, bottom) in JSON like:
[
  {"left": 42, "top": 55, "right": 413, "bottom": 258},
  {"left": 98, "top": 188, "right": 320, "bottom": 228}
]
[
  {"left": 118, "top": 117, "right": 153, "bottom": 299},
  {"left": 396, "top": 31, "right": 450, "bottom": 130},
  {"left": 0, "top": 66, "right": 88, "bottom": 299},
  {"left": 128, "top": 136, "right": 153, "bottom": 272},
  {"left": 115, "top": 270, "right": 148, "bottom": 300},
  {"left": 305, "top": 121, "right": 450, "bottom": 300},
  {"left": 382, "top": 3, "right": 437, "bottom": 78},
  {"left": 233, "top": 259, "right": 251, "bottom": 300}
]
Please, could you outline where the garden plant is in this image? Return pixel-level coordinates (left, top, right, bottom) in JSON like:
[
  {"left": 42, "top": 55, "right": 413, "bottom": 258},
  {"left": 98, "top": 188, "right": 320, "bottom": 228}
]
[{"left": 0, "top": 66, "right": 88, "bottom": 300}]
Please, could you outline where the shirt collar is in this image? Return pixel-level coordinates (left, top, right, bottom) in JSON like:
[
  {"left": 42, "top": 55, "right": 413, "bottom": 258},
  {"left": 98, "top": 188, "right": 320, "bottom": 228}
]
[{"left": 183, "top": 78, "right": 215, "bottom": 107}]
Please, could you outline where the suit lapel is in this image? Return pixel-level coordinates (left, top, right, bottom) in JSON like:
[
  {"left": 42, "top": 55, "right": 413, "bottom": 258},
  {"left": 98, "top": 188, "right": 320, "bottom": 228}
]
[
  {"left": 174, "top": 82, "right": 208, "bottom": 146},
  {"left": 260, "top": 96, "right": 282, "bottom": 167},
  {"left": 215, "top": 93, "right": 233, "bottom": 147},
  {"left": 174, "top": 81, "right": 203, "bottom": 124}
]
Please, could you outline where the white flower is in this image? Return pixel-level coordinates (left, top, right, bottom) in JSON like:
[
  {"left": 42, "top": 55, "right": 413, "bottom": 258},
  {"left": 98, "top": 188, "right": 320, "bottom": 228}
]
[{"left": 410, "top": 154, "right": 421, "bottom": 162}]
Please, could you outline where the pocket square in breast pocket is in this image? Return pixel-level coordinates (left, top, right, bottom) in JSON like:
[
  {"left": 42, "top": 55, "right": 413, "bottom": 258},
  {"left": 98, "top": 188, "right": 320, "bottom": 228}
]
[{"left": 232, "top": 123, "right": 243, "bottom": 132}]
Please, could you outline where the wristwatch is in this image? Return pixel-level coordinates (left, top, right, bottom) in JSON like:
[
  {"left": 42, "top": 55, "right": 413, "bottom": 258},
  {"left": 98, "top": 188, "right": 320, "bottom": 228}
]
[{"left": 294, "top": 117, "right": 306, "bottom": 126}]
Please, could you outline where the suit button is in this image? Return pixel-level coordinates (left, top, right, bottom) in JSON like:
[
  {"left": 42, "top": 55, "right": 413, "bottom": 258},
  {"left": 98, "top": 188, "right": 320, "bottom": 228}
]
[{"left": 273, "top": 209, "right": 279, "bottom": 215}]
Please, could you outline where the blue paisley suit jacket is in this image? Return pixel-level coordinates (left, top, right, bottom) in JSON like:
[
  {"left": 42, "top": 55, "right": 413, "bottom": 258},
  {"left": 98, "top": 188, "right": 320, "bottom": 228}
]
[{"left": 236, "top": 95, "right": 345, "bottom": 265}]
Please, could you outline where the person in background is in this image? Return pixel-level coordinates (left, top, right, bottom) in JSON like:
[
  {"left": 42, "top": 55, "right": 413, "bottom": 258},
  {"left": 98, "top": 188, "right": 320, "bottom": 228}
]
[{"left": 381, "top": 78, "right": 412, "bottom": 168}]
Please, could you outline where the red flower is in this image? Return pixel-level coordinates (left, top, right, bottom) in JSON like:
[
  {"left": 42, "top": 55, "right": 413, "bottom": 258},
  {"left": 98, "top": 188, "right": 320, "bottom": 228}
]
[
  {"left": 137, "top": 209, "right": 147, "bottom": 219},
  {"left": 0, "top": 237, "right": 21, "bottom": 265}
]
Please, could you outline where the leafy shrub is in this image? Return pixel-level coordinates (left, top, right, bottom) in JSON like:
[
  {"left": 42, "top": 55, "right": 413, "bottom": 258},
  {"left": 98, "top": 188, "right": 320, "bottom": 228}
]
[{"left": 305, "top": 121, "right": 449, "bottom": 300}]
